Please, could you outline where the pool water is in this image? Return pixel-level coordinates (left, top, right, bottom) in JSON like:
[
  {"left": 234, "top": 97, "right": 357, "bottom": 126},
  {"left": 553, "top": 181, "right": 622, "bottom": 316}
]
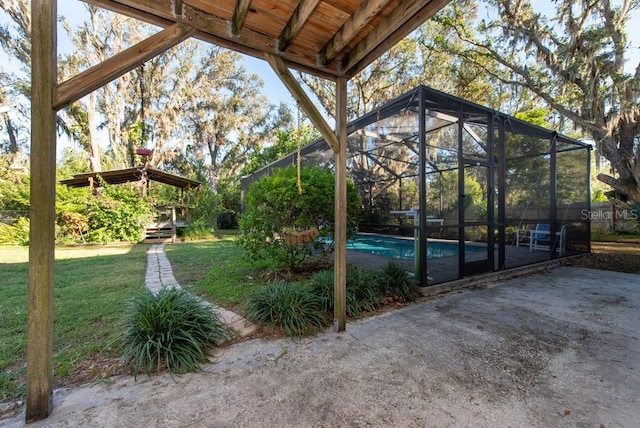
[{"left": 346, "top": 235, "right": 485, "bottom": 260}]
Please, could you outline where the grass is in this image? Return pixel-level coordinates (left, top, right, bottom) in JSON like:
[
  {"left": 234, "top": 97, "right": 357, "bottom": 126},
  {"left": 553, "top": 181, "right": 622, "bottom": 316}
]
[
  {"left": 165, "top": 232, "right": 271, "bottom": 308},
  {"left": 1, "top": 229, "right": 638, "bottom": 402},
  {"left": 0, "top": 243, "right": 147, "bottom": 402}
]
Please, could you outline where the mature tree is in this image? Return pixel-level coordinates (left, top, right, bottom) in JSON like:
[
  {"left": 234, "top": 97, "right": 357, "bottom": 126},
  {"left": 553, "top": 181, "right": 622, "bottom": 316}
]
[
  {"left": 438, "top": 0, "right": 640, "bottom": 203},
  {"left": 0, "top": 1, "right": 31, "bottom": 163},
  {"left": 0, "top": 0, "right": 30, "bottom": 68},
  {"left": 242, "top": 124, "right": 318, "bottom": 176}
]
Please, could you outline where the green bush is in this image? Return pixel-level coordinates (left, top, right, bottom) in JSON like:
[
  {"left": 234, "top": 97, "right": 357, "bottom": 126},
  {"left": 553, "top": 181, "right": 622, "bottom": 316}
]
[
  {"left": 378, "top": 261, "right": 418, "bottom": 303},
  {"left": 216, "top": 210, "right": 238, "bottom": 229},
  {"left": 0, "top": 217, "right": 30, "bottom": 245},
  {"left": 307, "top": 269, "right": 335, "bottom": 313},
  {"left": 85, "top": 181, "right": 155, "bottom": 242},
  {"left": 344, "top": 266, "right": 385, "bottom": 316},
  {"left": 244, "top": 281, "right": 328, "bottom": 336},
  {"left": 57, "top": 211, "right": 89, "bottom": 242},
  {"left": 182, "top": 218, "right": 215, "bottom": 240},
  {"left": 308, "top": 263, "right": 417, "bottom": 317},
  {"left": 309, "top": 266, "right": 384, "bottom": 317},
  {"left": 238, "top": 166, "right": 360, "bottom": 271},
  {"left": 121, "top": 288, "right": 232, "bottom": 377}
]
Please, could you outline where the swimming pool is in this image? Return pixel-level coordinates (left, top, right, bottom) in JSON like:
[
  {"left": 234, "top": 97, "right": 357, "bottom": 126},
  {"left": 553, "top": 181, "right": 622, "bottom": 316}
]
[{"left": 346, "top": 234, "right": 485, "bottom": 260}]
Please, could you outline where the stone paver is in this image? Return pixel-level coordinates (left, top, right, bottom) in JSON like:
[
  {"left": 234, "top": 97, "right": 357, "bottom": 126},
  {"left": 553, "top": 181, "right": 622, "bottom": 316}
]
[{"left": 145, "top": 244, "right": 257, "bottom": 337}]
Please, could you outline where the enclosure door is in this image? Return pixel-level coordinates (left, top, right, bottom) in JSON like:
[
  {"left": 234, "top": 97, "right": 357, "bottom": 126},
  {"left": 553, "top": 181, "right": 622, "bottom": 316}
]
[{"left": 460, "top": 161, "right": 494, "bottom": 276}]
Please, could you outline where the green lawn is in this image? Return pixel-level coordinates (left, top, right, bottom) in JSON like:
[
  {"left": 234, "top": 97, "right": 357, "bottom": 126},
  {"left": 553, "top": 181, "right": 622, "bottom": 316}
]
[
  {"left": 2, "top": 230, "right": 638, "bottom": 403},
  {"left": 0, "top": 236, "right": 267, "bottom": 403},
  {"left": 0, "top": 244, "right": 147, "bottom": 402},
  {"left": 165, "top": 232, "right": 269, "bottom": 309}
]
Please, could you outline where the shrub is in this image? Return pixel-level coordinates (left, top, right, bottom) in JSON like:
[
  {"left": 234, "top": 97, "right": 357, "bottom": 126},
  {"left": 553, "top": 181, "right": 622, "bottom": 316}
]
[
  {"left": 57, "top": 211, "right": 89, "bottom": 242},
  {"left": 344, "top": 266, "right": 384, "bottom": 316},
  {"left": 307, "top": 269, "right": 335, "bottom": 313},
  {"left": 85, "top": 180, "right": 155, "bottom": 242},
  {"left": 308, "top": 267, "right": 384, "bottom": 317},
  {"left": 0, "top": 217, "right": 30, "bottom": 245},
  {"left": 237, "top": 166, "right": 360, "bottom": 271},
  {"left": 308, "top": 263, "right": 417, "bottom": 317},
  {"left": 216, "top": 210, "right": 238, "bottom": 229},
  {"left": 244, "top": 281, "right": 328, "bottom": 336},
  {"left": 378, "top": 261, "right": 418, "bottom": 303},
  {"left": 182, "top": 218, "right": 215, "bottom": 240},
  {"left": 121, "top": 288, "right": 232, "bottom": 377}
]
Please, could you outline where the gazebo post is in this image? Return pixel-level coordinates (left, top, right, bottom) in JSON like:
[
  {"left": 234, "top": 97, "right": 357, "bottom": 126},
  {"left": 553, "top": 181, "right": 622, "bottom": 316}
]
[{"left": 27, "top": 0, "right": 57, "bottom": 421}]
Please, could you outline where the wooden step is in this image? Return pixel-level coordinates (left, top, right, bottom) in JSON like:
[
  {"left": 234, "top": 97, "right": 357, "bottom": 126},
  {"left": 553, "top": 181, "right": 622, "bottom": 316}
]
[{"left": 144, "top": 225, "right": 176, "bottom": 243}]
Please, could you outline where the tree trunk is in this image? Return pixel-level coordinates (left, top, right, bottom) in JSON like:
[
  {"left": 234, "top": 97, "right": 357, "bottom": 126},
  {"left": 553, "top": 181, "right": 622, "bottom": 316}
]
[{"left": 86, "top": 92, "right": 102, "bottom": 172}]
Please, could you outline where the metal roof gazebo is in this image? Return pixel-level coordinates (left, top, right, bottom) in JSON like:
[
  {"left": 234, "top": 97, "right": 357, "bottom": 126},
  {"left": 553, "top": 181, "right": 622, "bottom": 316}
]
[
  {"left": 59, "top": 166, "right": 201, "bottom": 190},
  {"left": 29, "top": 0, "right": 452, "bottom": 421}
]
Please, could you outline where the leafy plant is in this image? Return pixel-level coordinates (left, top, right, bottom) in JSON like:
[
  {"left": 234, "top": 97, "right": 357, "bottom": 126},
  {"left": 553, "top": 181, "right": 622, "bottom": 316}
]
[
  {"left": 344, "top": 266, "right": 384, "bottom": 316},
  {"left": 308, "top": 263, "right": 417, "bottom": 318},
  {"left": 216, "top": 210, "right": 238, "bottom": 230},
  {"left": 243, "top": 281, "right": 328, "bottom": 336},
  {"left": 182, "top": 217, "right": 215, "bottom": 240},
  {"left": 84, "top": 179, "right": 155, "bottom": 242},
  {"left": 57, "top": 211, "right": 89, "bottom": 242},
  {"left": 308, "top": 266, "right": 384, "bottom": 317},
  {"left": 307, "top": 269, "right": 335, "bottom": 313},
  {"left": 0, "top": 217, "right": 30, "bottom": 245},
  {"left": 378, "top": 261, "right": 418, "bottom": 303},
  {"left": 121, "top": 288, "right": 232, "bottom": 377},
  {"left": 237, "top": 166, "right": 360, "bottom": 271}
]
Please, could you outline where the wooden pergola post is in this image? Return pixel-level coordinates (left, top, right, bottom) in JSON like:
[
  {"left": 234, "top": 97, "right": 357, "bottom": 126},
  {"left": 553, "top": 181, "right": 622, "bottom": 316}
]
[
  {"left": 26, "top": 3, "right": 195, "bottom": 421},
  {"left": 27, "top": 0, "right": 57, "bottom": 421},
  {"left": 266, "top": 54, "right": 348, "bottom": 332},
  {"left": 333, "top": 77, "right": 348, "bottom": 331}
]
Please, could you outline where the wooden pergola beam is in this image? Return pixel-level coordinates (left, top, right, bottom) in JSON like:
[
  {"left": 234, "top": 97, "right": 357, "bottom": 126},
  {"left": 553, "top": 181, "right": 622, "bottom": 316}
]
[
  {"left": 27, "top": 0, "right": 57, "bottom": 422},
  {"left": 231, "top": 0, "right": 252, "bottom": 37},
  {"left": 278, "top": 0, "right": 320, "bottom": 52},
  {"left": 54, "top": 23, "right": 195, "bottom": 109},
  {"left": 318, "top": 0, "right": 391, "bottom": 66},
  {"left": 265, "top": 54, "right": 339, "bottom": 152},
  {"left": 81, "top": 0, "right": 337, "bottom": 80},
  {"left": 341, "top": 0, "right": 450, "bottom": 77}
]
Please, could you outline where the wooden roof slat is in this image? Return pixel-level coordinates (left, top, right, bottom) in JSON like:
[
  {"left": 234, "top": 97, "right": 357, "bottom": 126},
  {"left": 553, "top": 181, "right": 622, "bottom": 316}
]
[
  {"left": 340, "top": 0, "right": 451, "bottom": 75},
  {"left": 79, "top": 0, "right": 450, "bottom": 79},
  {"left": 231, "top": 0, "right": 252, "bottom": 37},
  {"left": 278, "top": 0, "right": 321, "bottom": 52},
  {"left": 318, "top": 0, "right": 391, "bottom": 66},
  {"left": 59, "top": 167, "right": 201, "bottom": 189}
]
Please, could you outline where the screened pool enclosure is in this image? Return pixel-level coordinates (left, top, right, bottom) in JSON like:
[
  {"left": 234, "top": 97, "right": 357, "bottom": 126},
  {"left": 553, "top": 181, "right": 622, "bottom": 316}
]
[{"left": 242, "top": 85, "right": 591, "bottom": 286}]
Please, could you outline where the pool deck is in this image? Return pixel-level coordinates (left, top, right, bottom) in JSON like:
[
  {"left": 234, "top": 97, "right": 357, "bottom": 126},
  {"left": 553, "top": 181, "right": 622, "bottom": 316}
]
[{"left": 344, "top": 244, "right": 578, "bottom": 286}]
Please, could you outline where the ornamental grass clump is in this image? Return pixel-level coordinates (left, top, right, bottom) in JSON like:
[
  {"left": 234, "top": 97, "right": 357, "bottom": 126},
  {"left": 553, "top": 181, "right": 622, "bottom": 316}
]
[
  {"left": 378, "top": 261, "right": 418, "bottom": 303},
  {"left": 121, "top": 288, "right": 233, "bottom": 377},
  {"left": 244, "top": 281, "right": 328, "bottom": 336},
  {"left": 308, "top": 266, "right": 384, "bottom": 317}
]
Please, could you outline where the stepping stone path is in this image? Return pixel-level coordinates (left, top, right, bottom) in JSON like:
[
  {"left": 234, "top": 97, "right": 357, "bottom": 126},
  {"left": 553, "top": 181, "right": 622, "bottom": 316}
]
[{"left": 145, "top": 244, "right": 257, "bottom": 338}]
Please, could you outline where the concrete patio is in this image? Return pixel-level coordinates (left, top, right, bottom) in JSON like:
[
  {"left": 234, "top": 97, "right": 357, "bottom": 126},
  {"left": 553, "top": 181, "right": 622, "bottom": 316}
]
[{"left": 4, "top": 266, "right": 639, "bottom": 427}]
